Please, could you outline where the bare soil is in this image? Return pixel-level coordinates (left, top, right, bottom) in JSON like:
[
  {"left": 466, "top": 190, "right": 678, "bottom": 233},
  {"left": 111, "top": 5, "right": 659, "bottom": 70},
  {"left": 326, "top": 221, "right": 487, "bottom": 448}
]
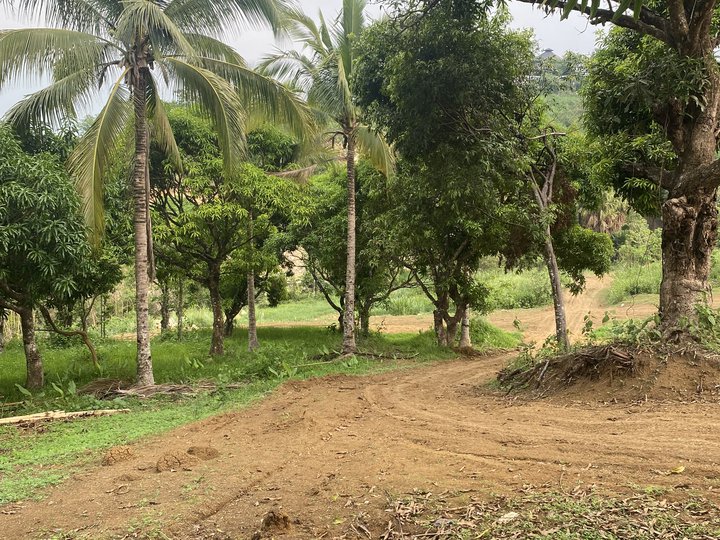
[{"left": 3, "top": 278, "right": 720, "bottom": 539}]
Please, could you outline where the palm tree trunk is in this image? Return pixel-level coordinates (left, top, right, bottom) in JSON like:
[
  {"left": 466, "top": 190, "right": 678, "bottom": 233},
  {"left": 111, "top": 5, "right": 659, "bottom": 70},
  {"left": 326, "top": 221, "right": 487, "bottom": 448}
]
[
  {"left": 19, "top": 308, "right": 43, "bottom": 390},
  {"left": 132, "top": 69, "right": 154, "bottom": 386},
  {"left": 342, "top": 130, "right": 357, "bottom": 354},
  {"left": 247, "top": 214, "right": 260, "bottom": 351},
  {"left": 247, "top": 270, "right": 259, "bottom": 351}
]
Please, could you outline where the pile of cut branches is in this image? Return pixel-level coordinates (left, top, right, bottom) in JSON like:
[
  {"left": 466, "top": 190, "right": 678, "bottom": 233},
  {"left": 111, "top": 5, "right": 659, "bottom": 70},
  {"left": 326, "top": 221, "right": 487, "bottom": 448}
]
[{"left": 498, "top": 345, "right": 636, "bottom": 395}]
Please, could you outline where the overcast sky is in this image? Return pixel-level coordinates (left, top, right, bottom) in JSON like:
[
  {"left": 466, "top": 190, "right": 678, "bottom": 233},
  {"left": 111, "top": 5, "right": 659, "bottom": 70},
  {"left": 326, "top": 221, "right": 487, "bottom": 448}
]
[{"left": 0, "top": 1, "right": 601, "bottom": 117}]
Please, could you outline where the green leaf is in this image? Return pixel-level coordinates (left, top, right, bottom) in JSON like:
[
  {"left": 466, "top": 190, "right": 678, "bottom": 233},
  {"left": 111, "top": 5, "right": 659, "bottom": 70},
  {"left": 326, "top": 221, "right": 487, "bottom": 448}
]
[
  {"left": 15, "top": 384, "right": 32, "bottom": 398},
  {"left": 612, "top": 0, "right": 634, "bottom": 21}
]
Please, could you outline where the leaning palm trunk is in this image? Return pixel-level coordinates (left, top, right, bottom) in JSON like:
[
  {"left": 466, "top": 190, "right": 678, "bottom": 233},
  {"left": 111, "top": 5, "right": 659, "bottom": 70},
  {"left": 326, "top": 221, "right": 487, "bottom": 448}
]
[
  {"left": 131, "top": 70, "right": 154, "bottom": 386},
  {"left": 342, "top": 131, "right": 358, "bottom": 354}
]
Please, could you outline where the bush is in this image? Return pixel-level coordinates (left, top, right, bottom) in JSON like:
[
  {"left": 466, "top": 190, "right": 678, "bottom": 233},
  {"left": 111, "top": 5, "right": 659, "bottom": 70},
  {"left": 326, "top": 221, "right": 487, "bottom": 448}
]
[
  {"left": 265, "top": 273, "right": 289, "bottom": 307},
  {"left": 483, "top": 268, "right": 553, "bottom": 310},
  {"left": 614, "top": 213, "right": 661, "bottom": 265},
  {"left": 470, "top": 317, "right": 522, "bottom": 350},
  {"left": 605, "top": 262, "right": 661, "bottom": 305}
]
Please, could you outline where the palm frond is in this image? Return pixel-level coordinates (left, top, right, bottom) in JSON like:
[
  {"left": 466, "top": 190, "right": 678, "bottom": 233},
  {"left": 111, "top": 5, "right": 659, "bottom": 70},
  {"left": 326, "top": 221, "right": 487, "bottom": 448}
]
[
  {"left": 4, "top": 67, "right": 99, "bottom": 127},
  {"left": 164, "top": 0, "right": 292, "bottom": 37},
  {"left": 306, "top": 58, "right": 346, "bottom": 123},
  {"left": 281, "top": 7, "right": 330, "bottom": 56},
  {"left": 355, "top": 124, "right": 395, "bottom": 176},
  {"left": 335, "top": 0, "right": 366, "bottom": 79},
  {"left": 163, "top": 56, "right": 247, "bottom": 172},
  {"left": 0, "top": 28, "right": 112, "bottom": 87},
  {"left": 335, "top": 51, "right": 355, "bottom": 124},
  {"left": 115, "top": 0, "right": 194, "bottom": 57},
  {"left": 182, "top": 33, "right": 247, "bottom": 64},
  {"left": 147, "top": 76, "right": 182, "bottom": 173},
  {"left": 3, "top": 0, "right": 120, "bottom": 35},
  {"left": 190, "top": 56, "right": 312, "bottom": 140},
  {"left": 257, "top": 49, "right": 316, "bottom": 93},
  {"left": 67, "top": 68, "right": 131, "bottom": 237}
]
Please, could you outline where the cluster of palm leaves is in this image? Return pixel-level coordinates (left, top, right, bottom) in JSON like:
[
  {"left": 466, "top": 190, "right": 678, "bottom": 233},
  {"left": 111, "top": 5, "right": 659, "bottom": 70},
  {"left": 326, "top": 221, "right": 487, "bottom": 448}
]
[{"left": 0, "top": 0, "right": 392, "bottom": 383}]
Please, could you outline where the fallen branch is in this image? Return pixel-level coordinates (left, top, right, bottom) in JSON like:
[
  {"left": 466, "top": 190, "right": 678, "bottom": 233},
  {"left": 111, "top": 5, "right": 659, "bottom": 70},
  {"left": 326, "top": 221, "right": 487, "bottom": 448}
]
[{"left": 0, "top": 408, "right": 130, "bottom": 426}]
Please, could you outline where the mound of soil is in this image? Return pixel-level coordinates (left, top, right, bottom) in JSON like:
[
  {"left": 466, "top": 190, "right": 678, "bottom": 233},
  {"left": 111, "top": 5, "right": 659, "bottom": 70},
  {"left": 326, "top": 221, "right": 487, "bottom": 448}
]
[
  {"left": 156, "top": 450, "right": 201, "bottom": 472},
  {"left": 498, "top": 345, "right": 720, "bottom": 403},
  {"left": 260, "top": 510, "right": 292, "bottom": 532},
  {"left": 101, "top": 445, "right": 134, "bottom": 466}
]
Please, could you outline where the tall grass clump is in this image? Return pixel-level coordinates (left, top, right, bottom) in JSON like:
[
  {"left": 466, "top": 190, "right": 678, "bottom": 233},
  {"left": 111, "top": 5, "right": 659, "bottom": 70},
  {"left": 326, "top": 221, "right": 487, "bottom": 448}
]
[
  {"left": 605, "top": 262, "right": 662, "bottom": 305},
  {"left": 484, "top": 267, "right": 552, "bottom": 310}
]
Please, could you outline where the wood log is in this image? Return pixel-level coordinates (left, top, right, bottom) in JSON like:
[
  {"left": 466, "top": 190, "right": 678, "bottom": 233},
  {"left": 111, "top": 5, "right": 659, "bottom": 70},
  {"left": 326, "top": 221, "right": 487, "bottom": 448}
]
[{"left": 0, "top": 408, "right": 130, "bottom": 426}]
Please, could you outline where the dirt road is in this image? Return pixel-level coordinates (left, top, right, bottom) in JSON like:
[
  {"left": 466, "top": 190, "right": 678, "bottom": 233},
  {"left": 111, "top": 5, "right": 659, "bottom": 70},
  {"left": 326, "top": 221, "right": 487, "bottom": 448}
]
[
  {"left": 4, "top": 279, "right": 720, "bottom": 539},
  {"left": 270, "top": 275, "right": 659, "bottom": 341}
]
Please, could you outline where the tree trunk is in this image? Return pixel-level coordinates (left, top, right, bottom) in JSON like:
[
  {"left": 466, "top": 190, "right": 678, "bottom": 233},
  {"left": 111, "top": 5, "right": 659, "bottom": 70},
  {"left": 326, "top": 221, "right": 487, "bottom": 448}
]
[
  {"left": 660, "top": 190, "right": 718, "bottom": 332},
  {"left": 159, "top": 281, "right": 170, "bottom": 333},
  {"left": 459, "top": 308, "right": 472, "bottom": 349},
  {"left": 208, "top": 265, "right": 224, "bottom": 356},
  {"left": 176, "top": 279, "right": 184, "bottom": 341},
  {"left": 0, "top": 317, "right": 5, "bottom": 354},
  {"left": 342, "top": 130, "right": 358, "bottom": 355},
  {"left": 132, "top": 68, "right": 154, "bottom": 386},
  {"left": 359, "top": 304, "right": 371, "bottom": 337},
  {"left": 247, "top": 214, "right": 259, "bottom": 352},
  {"left": 543, "top": 228, "right": 570, "bottom": 351},
  {"left": 657, "top": 54, "right": 720, "bottom": 334},
  {"left": 19, "top": 308, "right": 43, "bottom": 390},
  {"left": 247, "top": 270, "right": 259, "bottom": 352},
  {"left": 224, "top": 313, "right": 236, "bottom": 337},
  {"left": 446, "top": 317, "right": 460, "bottom": 346},
  {"left": 433, "top": 309, "right": 448, "bottom": 347}
]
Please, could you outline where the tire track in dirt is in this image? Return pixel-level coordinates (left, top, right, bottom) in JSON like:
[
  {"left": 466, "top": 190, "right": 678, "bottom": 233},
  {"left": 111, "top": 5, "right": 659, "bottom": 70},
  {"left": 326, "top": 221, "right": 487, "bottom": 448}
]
[{"left": 4, "top": 279, "right": 720, "bottom": 539}]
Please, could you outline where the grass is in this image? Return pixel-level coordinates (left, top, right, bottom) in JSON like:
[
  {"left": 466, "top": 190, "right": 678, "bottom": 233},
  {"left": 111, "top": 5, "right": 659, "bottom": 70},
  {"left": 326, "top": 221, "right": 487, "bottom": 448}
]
[
  {"left": 2, "top": 322, "right": 505, "bottom": 505},
  {"left": 604, "top": 263, "right": 662, "bottom": 305},
  {"left": 386, "top": 489, "right": 720, "bottom": 539},
  {"left": 483, "top": 267, "right": 553, "bottom": 310},
  {"left": 376, "top": 288, "right": 435, "bottom": 316},
  {"left": 471, "top": 317, "right": 522, "bottom": 350}
]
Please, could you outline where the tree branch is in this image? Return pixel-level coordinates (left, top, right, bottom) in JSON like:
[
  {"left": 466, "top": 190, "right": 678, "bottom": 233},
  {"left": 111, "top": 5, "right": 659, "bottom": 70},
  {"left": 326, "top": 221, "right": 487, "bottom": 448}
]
[
  {"left": 38, "top": 305, "right": 100, "bottom": 369},
  {"left": 514, "top": 0, "right": 670, "bottom": 44}
]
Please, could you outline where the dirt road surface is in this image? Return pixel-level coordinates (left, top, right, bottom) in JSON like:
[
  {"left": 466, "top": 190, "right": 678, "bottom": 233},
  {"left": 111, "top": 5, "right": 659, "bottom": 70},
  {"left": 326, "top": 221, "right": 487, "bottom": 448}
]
[{"left": 3, "top": 279, "right": 720, "bottom": 539}]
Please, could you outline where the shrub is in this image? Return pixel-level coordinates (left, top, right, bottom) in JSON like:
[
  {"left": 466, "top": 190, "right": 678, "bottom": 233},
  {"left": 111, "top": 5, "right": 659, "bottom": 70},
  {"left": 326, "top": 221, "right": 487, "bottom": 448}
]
[{"left": 483, "top": 268, "right": 553, "bottom": 310}]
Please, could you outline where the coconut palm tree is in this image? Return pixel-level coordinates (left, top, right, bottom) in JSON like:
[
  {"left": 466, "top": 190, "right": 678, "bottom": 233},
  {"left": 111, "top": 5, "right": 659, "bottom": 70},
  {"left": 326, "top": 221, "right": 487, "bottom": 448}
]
[
  {"left": 0, "top": 0, "right": 308, "bottom": 385},
  {"left": 261, "top": 0, "right": 394, "bottom": 354}
]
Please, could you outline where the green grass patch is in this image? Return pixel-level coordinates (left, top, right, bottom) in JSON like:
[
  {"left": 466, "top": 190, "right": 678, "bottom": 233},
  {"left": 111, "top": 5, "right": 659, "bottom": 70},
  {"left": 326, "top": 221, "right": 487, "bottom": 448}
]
[
  {"left": 471, "top": 317, "right": 522, "bottom": 350},
  {"left": 376, "top": 288, "right": 435, "bottom": 316},
  {"left": 604, "top": 263, "right": 662, "bottom": 305},
  {"left": 484, "top": 267, "right": 553, "bottom": 310}
]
